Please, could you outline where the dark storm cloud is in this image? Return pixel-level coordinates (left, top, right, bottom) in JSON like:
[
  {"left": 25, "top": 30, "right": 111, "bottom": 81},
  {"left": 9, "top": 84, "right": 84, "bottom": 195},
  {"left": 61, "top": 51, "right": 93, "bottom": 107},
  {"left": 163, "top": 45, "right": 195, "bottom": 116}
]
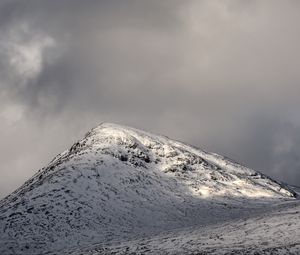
[{"left": 1, "top": 0, "right": 300, "bottom": 197}]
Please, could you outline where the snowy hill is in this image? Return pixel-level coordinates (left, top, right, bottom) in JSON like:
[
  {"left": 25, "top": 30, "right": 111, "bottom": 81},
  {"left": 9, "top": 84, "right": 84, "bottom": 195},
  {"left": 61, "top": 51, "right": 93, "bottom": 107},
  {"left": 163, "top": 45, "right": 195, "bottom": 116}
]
[
  {"left": 0, "top": 123, "right": 298, "bottom": 254},
  {"left": 71, "top": 200, "right": 300, "bottom": 255}
]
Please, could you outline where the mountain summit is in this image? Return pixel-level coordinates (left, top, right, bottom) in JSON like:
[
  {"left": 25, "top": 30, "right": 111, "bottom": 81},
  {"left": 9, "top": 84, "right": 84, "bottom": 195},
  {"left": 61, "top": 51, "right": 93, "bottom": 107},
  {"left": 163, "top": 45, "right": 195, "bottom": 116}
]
[{"left": 0, "top": 123, "right": 297, "bottom": 254}]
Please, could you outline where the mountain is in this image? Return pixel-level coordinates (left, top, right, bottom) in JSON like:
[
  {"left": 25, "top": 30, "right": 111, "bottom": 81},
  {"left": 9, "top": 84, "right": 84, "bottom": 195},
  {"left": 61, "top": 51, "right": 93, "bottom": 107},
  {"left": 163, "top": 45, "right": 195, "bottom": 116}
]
[{"left": 0, "top": 123, "right": 298, "bottom": 255}]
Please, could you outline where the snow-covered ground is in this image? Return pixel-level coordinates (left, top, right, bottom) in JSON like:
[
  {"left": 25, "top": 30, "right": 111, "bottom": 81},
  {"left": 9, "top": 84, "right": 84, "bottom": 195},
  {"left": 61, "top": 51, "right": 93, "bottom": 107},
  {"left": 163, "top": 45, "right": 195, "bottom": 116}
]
[
  {"left": 69, "top": 200, "right": 300, "bottom": 255},
  {"left": 0, "top": 123, "right": 298, "bottom": 254}
]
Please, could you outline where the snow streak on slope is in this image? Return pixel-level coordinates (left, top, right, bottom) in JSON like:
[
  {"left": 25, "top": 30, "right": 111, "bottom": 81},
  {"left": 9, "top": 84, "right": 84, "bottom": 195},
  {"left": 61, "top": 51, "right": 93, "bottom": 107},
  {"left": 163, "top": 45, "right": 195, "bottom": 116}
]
[{"left": 0, "top": 123, "right": 297, "bottom": 254}]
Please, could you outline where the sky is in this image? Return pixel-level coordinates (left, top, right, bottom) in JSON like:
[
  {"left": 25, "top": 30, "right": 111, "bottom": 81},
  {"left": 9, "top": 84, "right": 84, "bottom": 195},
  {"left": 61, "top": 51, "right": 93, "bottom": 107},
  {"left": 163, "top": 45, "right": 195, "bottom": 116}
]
[{"left": 1, "top": 0, "right": 300, "bottom": 198}]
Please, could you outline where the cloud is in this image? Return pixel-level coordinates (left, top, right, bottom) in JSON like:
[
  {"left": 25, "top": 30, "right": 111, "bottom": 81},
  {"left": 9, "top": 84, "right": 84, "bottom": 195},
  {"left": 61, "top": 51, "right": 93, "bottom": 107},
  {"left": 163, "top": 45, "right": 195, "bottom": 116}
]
[{"left": 1, "top": 0, "right": 300, "bottom": 197}]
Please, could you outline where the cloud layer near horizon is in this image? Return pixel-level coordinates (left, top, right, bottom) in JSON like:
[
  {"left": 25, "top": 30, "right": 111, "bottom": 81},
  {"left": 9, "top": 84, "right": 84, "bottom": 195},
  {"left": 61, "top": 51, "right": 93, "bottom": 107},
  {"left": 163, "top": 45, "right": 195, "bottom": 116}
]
[{"left": 1, "top": 0, "right": 300, "bottom": 197}]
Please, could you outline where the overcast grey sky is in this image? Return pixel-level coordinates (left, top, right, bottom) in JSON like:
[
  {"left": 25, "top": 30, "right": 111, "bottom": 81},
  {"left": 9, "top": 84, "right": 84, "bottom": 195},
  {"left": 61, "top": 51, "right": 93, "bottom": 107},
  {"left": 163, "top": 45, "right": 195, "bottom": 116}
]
[{"left": 1, "top": 0, "right": 300, "bottom": 198}]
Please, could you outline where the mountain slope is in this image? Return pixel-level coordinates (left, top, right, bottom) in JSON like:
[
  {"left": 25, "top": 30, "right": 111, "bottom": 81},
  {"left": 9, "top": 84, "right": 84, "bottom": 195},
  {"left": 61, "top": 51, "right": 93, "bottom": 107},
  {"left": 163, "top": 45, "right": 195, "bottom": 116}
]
[
  {"left": 72, "top": 201, "right": 300, "bottom": 255},
  {"left": 0, "top": 123, "right": 297, "bottom": 254}
]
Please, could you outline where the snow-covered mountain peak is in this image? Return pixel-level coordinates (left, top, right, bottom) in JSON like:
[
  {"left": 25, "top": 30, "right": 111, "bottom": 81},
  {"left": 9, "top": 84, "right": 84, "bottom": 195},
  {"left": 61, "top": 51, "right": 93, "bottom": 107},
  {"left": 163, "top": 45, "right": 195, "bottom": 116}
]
[
  {"left": 71, "top": 122, "right": 295, "bottom": 199},
  {"left": 0, "top": 123, "right": 297, "bottom": 254},
  {"left": 85, "top": 122, "right": 172, "bottom": 149}
]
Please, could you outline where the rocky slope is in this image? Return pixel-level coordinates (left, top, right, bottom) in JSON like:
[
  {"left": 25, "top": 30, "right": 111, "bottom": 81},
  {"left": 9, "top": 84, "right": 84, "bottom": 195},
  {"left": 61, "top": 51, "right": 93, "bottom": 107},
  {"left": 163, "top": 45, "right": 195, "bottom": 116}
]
[{"left": 0, "top": 123, "right": 297, "bottom": 254}]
